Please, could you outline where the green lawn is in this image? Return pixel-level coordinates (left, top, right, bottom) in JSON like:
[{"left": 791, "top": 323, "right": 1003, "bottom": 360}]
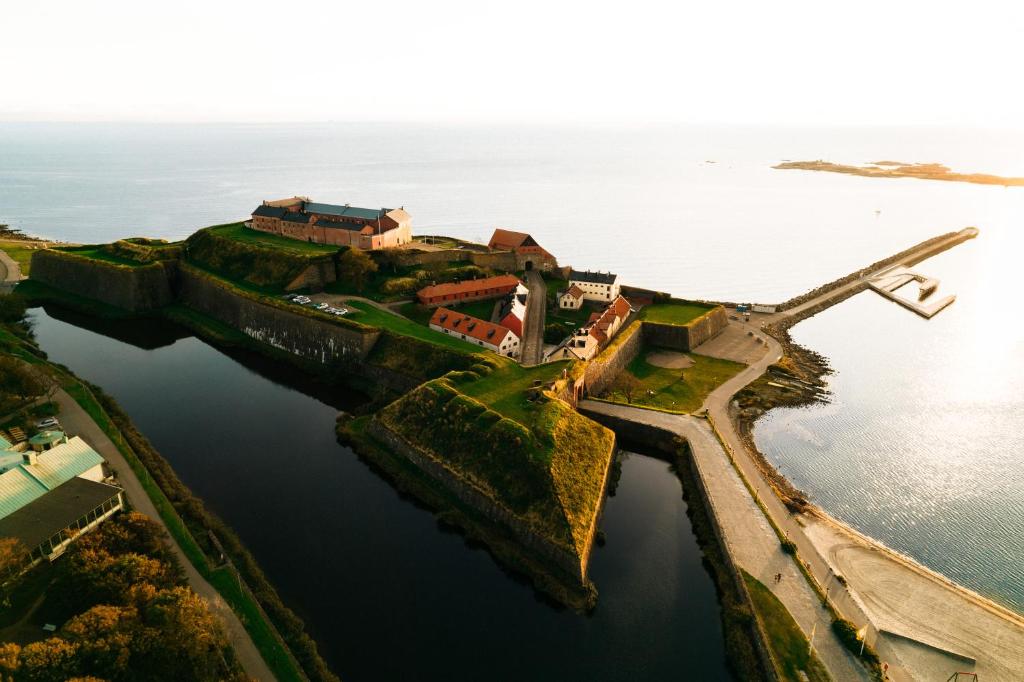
[
  {"left": 743, "top": 571, "right": 831, "bottom": 682},
  {"left": 208, "top": 222, "right": 341, "bottom": 256},
  {"left": 344, "top": 300, "right": 485, "bottom": 353},
  {"left": 640, "top": 302, "right": 714, "bottom": 325},
  {"left": 604, "top": 351, "right": 745, "bottom": 413},
  {"left": 460, "top": 361, "right": 570, "bottom": 425},
  {"left": 56, "top": 246, "right": 143, "bottom": 267},
  {"left": 0, "top": 241, "right": 42, "bottom": 276}
]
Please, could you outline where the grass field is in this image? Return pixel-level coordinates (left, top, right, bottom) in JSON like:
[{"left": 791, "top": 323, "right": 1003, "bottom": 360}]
[
  {"left": 344, "top": 299, "right": 485, "bottom": 353},
  {"left": 640, "top": 302, "right": 714, "bottom": 325},
  {"left": 0, "top": 240, "right": 43, "bottom": 276},
  {"left": 460, "top": 361, "right": 569, "bottom": 425},
  {"left": 57, "top": 246, "right": 145, "bottom": 267},
  {"left": 604, "top": 351, "right": 745, "bottom": 413},
  {"left": 208, "top": 222, "right": 341, "bottom": 255},
  {"left": 743, "top": 571, "right": 831, "bottom": 682}
]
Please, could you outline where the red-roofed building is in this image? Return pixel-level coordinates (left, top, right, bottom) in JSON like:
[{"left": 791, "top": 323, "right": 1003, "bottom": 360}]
[
  {"left": 416, "top": 274, "right": 522, "bottom": 306},
  {"left": 544, "top": 295, "right": 634, "bottom": 362},
  {"left": 429, "top": 308, "right": 521, "bottom": 357},
  {"left": 487, "top": 229, "right": 558, "bottom": 271},
  {"left": 558, "top": 285, "right": 584, "bottom": 310}
]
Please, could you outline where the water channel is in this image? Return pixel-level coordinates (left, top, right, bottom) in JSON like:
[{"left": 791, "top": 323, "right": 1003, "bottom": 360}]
[{"left": 29, "top": 304, "right": 730, "bottom": 682}]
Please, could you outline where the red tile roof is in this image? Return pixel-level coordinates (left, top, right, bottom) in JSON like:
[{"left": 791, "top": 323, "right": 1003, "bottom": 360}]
[
  {"left": 562, "top": 285, "right": 584, "bottom": 300},
  {"left": 430, "top": 308, "right": 518, "bottom": 345},
  {"left": 417, "top": 274, "right": 521, "bottom": 302}
]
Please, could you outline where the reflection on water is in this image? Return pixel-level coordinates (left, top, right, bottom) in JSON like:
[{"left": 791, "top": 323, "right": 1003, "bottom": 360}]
[
  {"left": 29, "top": 307, "right": 729, "bottom": 682},
  {"left": 755, "top": 224, "right": 1024, "bottom": 613}
]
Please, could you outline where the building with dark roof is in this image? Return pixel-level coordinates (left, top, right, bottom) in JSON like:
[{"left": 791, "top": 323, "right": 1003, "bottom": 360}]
[
  {"left": 0, "top": 476, "right": 124, "bottom": 564},
  {"left": 568, "top": 269, "right": 620, "bottom": 302},
  {"left": 249, "top": 197, "right": 412, "bottom": 249}
]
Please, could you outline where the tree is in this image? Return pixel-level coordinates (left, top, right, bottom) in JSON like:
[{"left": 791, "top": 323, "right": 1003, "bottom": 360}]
[
  {"left": 0, "top": 356, "right": 45, "bottom": 404},
  {"left": 0, "top": 537, "right": 30, "bottom": 583},
  {"left": 337, "top": 248, "right": 378, "bottom": 292},
  {"left": 610, "top": 372, "right": 642, "bottom": 404}
]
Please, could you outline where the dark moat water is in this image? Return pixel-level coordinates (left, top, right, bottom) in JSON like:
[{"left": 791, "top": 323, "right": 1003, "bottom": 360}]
[{"left": 29, "top": 305, "right": 730, "bottom": 682}]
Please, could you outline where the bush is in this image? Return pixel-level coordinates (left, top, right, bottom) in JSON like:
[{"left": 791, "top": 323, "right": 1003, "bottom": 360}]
[
  {"left": 780, "top": 538, "right": 797, "bottom": 555},
  {"left": 831, "top": 617, "right": 881, "bottom": 666},
  {"left": 380, "top": 277, "right": 419, "bottom": 295}
]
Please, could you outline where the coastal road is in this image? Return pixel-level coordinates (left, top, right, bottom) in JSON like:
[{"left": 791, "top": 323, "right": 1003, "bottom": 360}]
[
  {"left": 580, "top": 399, "right": 871, "bottom": 681},
  {"left": 693, "top": 226, "right": 1023, "bottom": 680},
  {"left": 520, "top": 270, "right": 546, "bottom": 365},
  {"left": 0, "top": 247, "right": 22, "bottom": 294},
  {"left": 52, "top": 388, "right": 276, "bottom": 681}
]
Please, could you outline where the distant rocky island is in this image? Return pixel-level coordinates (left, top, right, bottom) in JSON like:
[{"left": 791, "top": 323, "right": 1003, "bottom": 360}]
[{"left": 774, "top": 160, "right": 1024, "bottom": 187}]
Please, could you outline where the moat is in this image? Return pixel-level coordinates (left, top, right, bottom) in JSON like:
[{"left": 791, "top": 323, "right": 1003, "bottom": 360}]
[{"left": 28, "top": 304, "right": 730, "bottom": 682}]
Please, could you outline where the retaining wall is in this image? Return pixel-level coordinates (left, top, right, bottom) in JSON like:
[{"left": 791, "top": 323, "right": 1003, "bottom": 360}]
[
  {"left": 31, "top": 250, "right": 177, "bottom": 312},
  {"left": 177, "top": 265, "right": 379, "bottom": 364},
  {"left": 582, "top": 320, "right": 644, "bottom": 396},
  {"left": 643, "top": 306, "right": 729, "bottom": 351},
  {"left": 367, "top": 419, "right": 591, "bottom": 582}
]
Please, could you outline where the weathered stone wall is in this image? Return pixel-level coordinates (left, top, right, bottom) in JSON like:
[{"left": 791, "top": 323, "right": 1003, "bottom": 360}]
[
  {"left": 470, "top": 251, "right": 519, "bottom": 272},
  {"left": 582, "top": 320, "right": 644, "bottom": 396},
  {"left": 31, "top": 250, "right": 176, "bottom": 312},
  {"left": 643, "top": 306, "right": 728, "bottom": 351},
  {"left": 285, "top": 261, "right": 337, "bottom": 292},
  {"left": 367, "top": 419, "right": 591, "bottom": 582},
  {"left": 176, "top": 265, "right": 379, "bottom": 364}
]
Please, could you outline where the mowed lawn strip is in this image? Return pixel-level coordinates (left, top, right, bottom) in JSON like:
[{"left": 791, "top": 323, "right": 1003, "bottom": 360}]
[
  {"left": 0, "top": 241, "right": 43, "bottom": 275},
  {"left": 344, "top": 299, "right": 485, "bottom": 353},
  {"left": 608, "top": 351, "right": 745, "bottom": 413},
  {"left": 208, "top": 222, "right": 341, "bottom": 256},
  {"left": 640, "top": 302, "right": 714, "bottom": 325},
  {"left": 460, "top": 361, "right": 569, "bottom": 425},
  {"left": 742, "top": 571, "right": 831, "bottom": 682}
]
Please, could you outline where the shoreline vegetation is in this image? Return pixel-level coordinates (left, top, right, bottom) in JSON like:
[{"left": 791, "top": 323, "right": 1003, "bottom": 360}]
[{"left": 774, "top": 159, "right": 1024, "bottom": 187}]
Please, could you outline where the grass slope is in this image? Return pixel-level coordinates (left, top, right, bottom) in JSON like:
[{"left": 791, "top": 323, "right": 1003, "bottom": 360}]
[
  {"left": 640, "top": 301, "right": 714, "bottom": 325},
  {"left": 209, "top": 222, "right": 341, "bottom": 255},
  {"left": 743, "top": 571, "right": 831, "bottom": 682},
  {"left": 345, "top": 299, "right": 485, "bottom": 353}
]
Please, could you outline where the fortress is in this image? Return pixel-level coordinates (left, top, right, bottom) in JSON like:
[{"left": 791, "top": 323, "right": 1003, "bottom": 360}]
[{"left": 250, "top": 197, "right": 413, "bottom": 249}]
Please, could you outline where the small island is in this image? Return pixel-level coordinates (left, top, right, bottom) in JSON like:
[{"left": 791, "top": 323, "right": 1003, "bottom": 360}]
[{"left": 774, "top": 159, "right": 1024, "bottom": 186}]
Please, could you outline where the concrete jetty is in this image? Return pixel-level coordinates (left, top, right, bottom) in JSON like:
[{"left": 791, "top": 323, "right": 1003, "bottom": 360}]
[{"left": 867, "top": 265, "right": 956, "bottom": 318}]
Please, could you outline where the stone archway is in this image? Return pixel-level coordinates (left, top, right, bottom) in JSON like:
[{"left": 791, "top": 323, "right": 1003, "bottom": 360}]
[{"left": 524, "top": 260, "right": 534, "bottom": 271}]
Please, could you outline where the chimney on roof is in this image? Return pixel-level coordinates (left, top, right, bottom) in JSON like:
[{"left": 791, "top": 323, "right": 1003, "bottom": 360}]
[{"left": 22, "top": 450, "right": 37, "bottom": 466}]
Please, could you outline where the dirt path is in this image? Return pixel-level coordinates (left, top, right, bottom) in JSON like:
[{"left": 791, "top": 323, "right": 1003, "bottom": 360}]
[{"left": 52, "top": 388, "right": 276, "bottom": 681}]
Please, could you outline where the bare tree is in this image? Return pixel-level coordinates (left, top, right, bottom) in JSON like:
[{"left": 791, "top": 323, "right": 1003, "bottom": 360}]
[{"left": 610, "top": 372, "right": 642, "bottom": 404}]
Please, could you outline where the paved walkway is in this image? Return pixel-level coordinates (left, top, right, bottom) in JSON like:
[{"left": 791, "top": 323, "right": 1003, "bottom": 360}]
[
  {"left": 581, "top": 400, "right": 870, "bottom": 681},
  {"left": 52, "top": 388, "right": 275, "bottom": 681},
  {"left": 520, "top": 270, "right": 546, "bottom": 365},
  {"left": 0, "top": 247, "right": 23, "bottom": 294}
]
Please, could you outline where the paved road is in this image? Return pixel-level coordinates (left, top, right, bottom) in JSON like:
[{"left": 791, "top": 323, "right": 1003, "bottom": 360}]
[
  {"left": 53, "top": 388, "right": 276, "bottom": 681},
  {"left": 0, "top": 247, "right": 21, "bottom": 294},
  {"left": 520, "top": 270, "right": 546, "bottom": 365}
]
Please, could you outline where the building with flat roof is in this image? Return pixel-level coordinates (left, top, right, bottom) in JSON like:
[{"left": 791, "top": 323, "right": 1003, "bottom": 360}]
[
  {"left": 416, "top": 274, "right": 522, "bottom": 307},
  {"left": 429, "top": 308, "right": 520, "bottom": 357},
  {"left": 250, "top": 197, "right": 413, "bottom": 249},
  {"left": 0, "top": 477, "right": 124, "bottom": 564}
]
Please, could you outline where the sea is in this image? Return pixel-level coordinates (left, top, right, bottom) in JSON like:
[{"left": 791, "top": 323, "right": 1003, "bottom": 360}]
[{"left": 3, "top": 122, "right": 1023, "bottom": 615}]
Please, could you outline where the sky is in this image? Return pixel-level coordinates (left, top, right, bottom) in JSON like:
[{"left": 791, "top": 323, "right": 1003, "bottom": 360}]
[{"left": 1, "top": 0, "right": 1022, "bottom": 127}]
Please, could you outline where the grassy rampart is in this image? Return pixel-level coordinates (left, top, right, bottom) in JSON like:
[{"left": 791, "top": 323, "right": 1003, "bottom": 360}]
[{"left": 186, "top": 223, "right": 337, "bottom": 292}]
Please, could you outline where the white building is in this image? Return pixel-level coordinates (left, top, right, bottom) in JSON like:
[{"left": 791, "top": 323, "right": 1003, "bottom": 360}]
[
  {"left": 429, "top": 308, "right": 521, "bottom": 358},
  {"left": 568, "top": 270, "right": 620, "bottom": 302},
  {"left": 558, "top": 285, "right": 584, "bottom": 310}
]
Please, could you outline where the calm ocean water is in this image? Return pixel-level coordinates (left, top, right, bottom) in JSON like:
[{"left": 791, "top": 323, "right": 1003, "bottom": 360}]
[{"left": 3, "top": 122, "right": 1023, "bottom": 610}]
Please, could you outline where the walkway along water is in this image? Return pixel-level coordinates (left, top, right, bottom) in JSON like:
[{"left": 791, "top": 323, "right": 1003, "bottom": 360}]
[{"left": 582, "top": 226, "right": 1024, "bottom": 681}]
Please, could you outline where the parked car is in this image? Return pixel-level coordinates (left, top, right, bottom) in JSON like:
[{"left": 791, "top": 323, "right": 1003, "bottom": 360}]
[
  {"left": 314, "top": 302, "right": 330, "bottom": 310},
  {"left": 293, "top": 296, "right": 311, "bottom": 305},
  {"left": 35, "top": 417, "right": 60, "bottom": 430},
  {"left": 282, "top": 293, "right": 299, "bottom": 301},
  {"left": 329, "top": 308, "right": 348, "bottom": 316}
]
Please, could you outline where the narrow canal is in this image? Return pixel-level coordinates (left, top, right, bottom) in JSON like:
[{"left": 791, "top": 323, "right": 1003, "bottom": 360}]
[{"left": 29, "top": 305, "right": 730, "bottom": 682}]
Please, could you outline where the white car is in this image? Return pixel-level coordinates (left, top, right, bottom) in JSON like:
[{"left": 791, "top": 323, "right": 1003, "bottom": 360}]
[
  {"left": 314, "top": 302, "right": 330, "bottom": 310},
  {"left": 293, "top": 296, "right": 311, "bottom": 305},
  {"left": 35, "top": 417, "right": 61, "bottom": 430}
]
